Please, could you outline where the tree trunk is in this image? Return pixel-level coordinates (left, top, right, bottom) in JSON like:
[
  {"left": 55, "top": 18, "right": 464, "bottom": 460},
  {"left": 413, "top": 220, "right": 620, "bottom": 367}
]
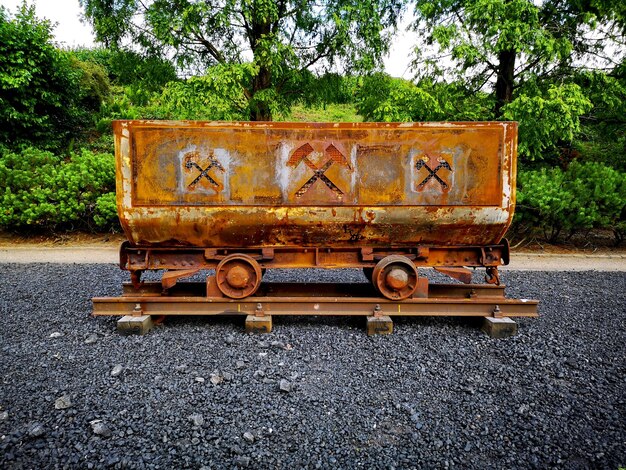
[
  {"left": 250, "top": 65, "right": 272, "bottom": 121},
  {"left": 249, "top": 15, "right": 273, "bottom": 122},
  {"left": 494, "top": 48, "right": 516, "bottom": 118}
]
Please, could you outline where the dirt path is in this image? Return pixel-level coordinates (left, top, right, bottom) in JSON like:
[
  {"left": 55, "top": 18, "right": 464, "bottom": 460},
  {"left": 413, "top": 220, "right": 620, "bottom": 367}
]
[{"left": 1, "top": 244, "right": 624, "bottom": 271}]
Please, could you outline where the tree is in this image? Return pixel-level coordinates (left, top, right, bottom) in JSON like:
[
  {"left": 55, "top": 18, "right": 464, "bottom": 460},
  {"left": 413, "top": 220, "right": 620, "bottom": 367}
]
[
  {"left": 0, "top": 5, "right": 110, "bottom": 148},
  {"left": 412, "top": 0, "right": 624, "bottom": 117},
  {"left": 80, "top": 0, "right": 403, "bottom": 121}
]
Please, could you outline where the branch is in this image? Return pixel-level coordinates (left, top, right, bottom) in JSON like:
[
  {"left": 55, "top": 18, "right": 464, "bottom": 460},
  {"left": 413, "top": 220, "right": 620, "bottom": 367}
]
[{"left": 191, "top": 31, "right": 226, "bottom": 63}]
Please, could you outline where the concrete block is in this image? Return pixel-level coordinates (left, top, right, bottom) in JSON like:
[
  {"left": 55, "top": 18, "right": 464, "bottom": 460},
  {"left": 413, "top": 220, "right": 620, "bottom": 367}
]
[
  {"left": 366, "top": 315, "right": 393, "bottom": 336},
  {"left": 117, "top": 315, "right": 154, "bottom": 335},
  {"left": 245, "top": 315, "right": 272, "bottom": 333},
  {"left": 482, "top": 316, "right": 517, "bottom": 339}
]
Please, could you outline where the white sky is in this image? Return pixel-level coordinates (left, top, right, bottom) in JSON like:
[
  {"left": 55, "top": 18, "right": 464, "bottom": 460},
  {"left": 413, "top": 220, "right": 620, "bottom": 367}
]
[{"left": 0, "top": 0, "right": 417, "bottom": 78}]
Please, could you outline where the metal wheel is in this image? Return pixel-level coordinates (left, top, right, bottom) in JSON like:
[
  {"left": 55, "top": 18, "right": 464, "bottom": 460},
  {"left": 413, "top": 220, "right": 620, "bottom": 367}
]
[
  {"left": 216, "top": 254, "right": 262, "bottom": 299},
  {"left": 372, "top": 255, "right": 418, "bottom": 300}
]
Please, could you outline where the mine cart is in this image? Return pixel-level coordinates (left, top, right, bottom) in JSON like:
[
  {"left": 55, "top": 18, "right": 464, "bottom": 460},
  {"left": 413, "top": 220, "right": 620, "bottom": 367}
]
[{"left": 93, "top": 120, "right": 538, "bottom": 336}]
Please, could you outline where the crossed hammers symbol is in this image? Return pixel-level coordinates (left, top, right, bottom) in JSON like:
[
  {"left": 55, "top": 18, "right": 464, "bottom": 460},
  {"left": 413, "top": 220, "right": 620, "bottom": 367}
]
[
  {"left": 186, "top": 158, "right": 225, "bottom": 190},
  {"left": 295, "top": 159, "right": 344, "bottom": 198},
  {"left": 415, "top": 157, "right": 452, "bottom": 190},
  {"left": 288, "top": 143, "right": 350, "bottom": 199}
]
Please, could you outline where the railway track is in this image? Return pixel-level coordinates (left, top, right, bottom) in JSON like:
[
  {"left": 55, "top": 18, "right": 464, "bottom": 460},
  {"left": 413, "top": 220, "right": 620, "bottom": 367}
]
[{"left": 93, "top": 280, "right": 538, "bottom": 337}]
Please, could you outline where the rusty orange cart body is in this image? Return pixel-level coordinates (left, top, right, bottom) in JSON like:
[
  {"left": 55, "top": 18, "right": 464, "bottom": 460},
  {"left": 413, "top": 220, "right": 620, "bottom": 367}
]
[{"left": 93, "top": 120, "right": 537, "bottom": 335}]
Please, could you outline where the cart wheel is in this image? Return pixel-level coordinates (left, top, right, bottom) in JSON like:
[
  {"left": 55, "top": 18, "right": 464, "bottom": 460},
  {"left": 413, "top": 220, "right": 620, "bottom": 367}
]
[
  {"left": 216, "top": 254, "right": 262, "bottom": 299},
  {"left": 372, "top": 255, "right": 418, "bottom": 300}
]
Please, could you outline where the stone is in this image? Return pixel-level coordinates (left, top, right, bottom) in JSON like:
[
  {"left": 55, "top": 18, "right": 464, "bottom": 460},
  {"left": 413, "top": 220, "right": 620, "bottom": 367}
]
[
  {"left": 49, "top": 332, "right": 63, "bottom": 338},
  {"left": 28, "top": 422, "right": 45, "bottom": 438},
  {"left": 482, "top": 316, "right": 518, "bottom": 339},
  {"left": 225, "top": 335, "right": 235, "bottom": 345},
  {"left": 110, "top": 365, "right": 123, "bottom": 377},
  {"left": 90, "top": 420, "right": 112, "bottom": 437},
  {"left": 243, "top": 432, "right": 254, "bottom": 443},
  {"left": 234, "top": 456, "right": 251, "bottom": 467},
  {"left": 235, "top": 361, "right": 246, "bottom": 369},
  {"left": 84, "top": 334, "right": 98, "bottom": 344},
  {"left": 0, "top": 410, "right": 7, "bottom": 421},
  {"left": 210, "top": 374, "right": 224, "bottom": 385},
  {"left": 117, "top": 315, "right": 154, "bottom": 336},
  {"left": 54, "top": 395, "right": 72, "bottom": 410},
  {"left": 189, "top": 414, "right": 204, "bottom": 426},
  {"left": 195, "top": 377, "right": 205, "bottom": 383},
  {"left": 366, "top": 315, "right": 393, "bottom": 336},
  {"left": 245, "top": 315, "right": 272, "bottom": 334},
  {"left": 279, "top": 379, "right": 292, "bottom": 393}
]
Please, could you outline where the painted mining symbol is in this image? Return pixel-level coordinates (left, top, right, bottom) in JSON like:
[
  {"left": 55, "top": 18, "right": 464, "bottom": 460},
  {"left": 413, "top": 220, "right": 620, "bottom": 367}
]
[
  {"left": 184, "top": 150, "right": 225, "bottom": 192},
  {"left": 287, "top": 143, "right": 352, "bottom": 199},
  {"left": 415, "top": 155, "right": 452, "bottom": 190}
]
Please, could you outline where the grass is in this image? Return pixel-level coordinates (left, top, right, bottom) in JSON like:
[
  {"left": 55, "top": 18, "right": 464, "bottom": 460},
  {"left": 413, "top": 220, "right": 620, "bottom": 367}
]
[{"left": 282, "top": 103, "right": 363, "bottom": 122}]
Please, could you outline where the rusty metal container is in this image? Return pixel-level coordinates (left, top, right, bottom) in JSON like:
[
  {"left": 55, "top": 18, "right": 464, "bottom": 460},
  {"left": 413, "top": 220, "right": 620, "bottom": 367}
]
[{"left": 114, "top": 120, "right": 517, "bottom": 248}]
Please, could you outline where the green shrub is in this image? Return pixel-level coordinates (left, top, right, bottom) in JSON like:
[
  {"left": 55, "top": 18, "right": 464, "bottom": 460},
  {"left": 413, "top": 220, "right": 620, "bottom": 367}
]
[
  {"left": 515, "top": 167, "right": 575, "bottom": 241},
  {"left": 355, "top": 73, "right": 494, "bottom": 123},
  {"left": 0, "top": 146, "right": 117, "bottom": 230},
  {"left": 515, "top": 161, "right": 626, "bottom": 243},
  {"left": 0, "top": 6, "right": 109, "bottom": 149},
  {"left": 94, "top": 192, "right": 118, "bottom": 229}
]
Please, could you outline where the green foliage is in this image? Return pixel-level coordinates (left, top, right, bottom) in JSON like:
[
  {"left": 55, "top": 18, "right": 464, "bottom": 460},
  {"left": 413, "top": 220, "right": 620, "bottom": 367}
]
[
  {"left": 298, "top": 73, "right": 359, "bottom": 107},
  {"left": 71, "top": 47, "right": 177, "bottom": 93},
  {"left": 0, "top": 6, "right": 111, "bottom": 149},
  {"left": 109, "top": 63, "right": 256, "bottom": 121},
  {"left": 515, "top": 162, "right": 626, "bottom": 243},
  {"left": 355, "top": 73, "right": 494, "bottom": 122},
  {"left": 502, "top": 83, "right": 593, "bottom": 161},
  {"left": 571, "top": 70, "right": 626, "bottom": 171},
  {"left": 0, "top": 147, "right": 117, "bottom": 230},
  {"left": 80, "top": 0, "right": 404, "bottom": 120},
  {"left": 155, "top": 67, "right": 251, "bottom": 120},
  {"left": 285, "top": 103, "right": 362, "bottom": 122},
  {"left": 93, "top": 192, "right": 118, "bottom": 228},
  {"left": 0, "top": 6, "right": 76, "bottom": 147},
  {"left": 412, "top": 0, "right": 619, "bottom": 119},
  {"left": 356, "top": 73, "right": 440, "bottom": 122},
  {"left": 71, "top": 57, "right": 111, "bottom": 112}
]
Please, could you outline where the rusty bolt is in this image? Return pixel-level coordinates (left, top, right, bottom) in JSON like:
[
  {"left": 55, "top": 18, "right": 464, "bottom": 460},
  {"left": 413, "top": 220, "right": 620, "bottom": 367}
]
[{"left": 226, "top": 265, "right": 250, "bottom": 288}]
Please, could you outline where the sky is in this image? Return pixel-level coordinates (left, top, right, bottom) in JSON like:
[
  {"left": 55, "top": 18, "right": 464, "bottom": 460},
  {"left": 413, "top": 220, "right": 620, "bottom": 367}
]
[{"left": 0, "top": 0, "right": 418, "bottom": 78}]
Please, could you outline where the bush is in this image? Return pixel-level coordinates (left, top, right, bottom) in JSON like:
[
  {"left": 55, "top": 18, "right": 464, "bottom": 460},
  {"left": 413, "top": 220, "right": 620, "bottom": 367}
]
[
  {"left": 355, "top": 73, "right": 494, "bottom": 123},
  {"left": 0, "top": 146, "right": 118, "bottom": 231},
  {"left": 0, "top": 6, "right": 109, "bottom": 149},
  {"left": 93, "top": 192, "right": 118, "bottom": 229},
  {"left": 515, "top": 161, "right": 626, "bottom": 243},
  {"left": 71, "top": 48, "right": 177, "bottom": 93}
]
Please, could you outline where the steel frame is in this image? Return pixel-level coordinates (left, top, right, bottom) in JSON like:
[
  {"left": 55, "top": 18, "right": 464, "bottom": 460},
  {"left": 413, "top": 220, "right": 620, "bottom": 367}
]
[{"left": 92, "top": 281, "right": 538, "bottom": 319}]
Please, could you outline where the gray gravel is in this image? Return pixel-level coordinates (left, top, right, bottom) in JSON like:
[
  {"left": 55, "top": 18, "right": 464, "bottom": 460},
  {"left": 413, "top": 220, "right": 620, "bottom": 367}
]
[{"left": 0, "top": 263, "right": 624, "bottom": 469}]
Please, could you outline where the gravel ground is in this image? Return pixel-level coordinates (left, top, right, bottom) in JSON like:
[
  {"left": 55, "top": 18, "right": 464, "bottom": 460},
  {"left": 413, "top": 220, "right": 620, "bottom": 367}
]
[{"left": 0, "top": 264, "right": 624, "bottom": 469}]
